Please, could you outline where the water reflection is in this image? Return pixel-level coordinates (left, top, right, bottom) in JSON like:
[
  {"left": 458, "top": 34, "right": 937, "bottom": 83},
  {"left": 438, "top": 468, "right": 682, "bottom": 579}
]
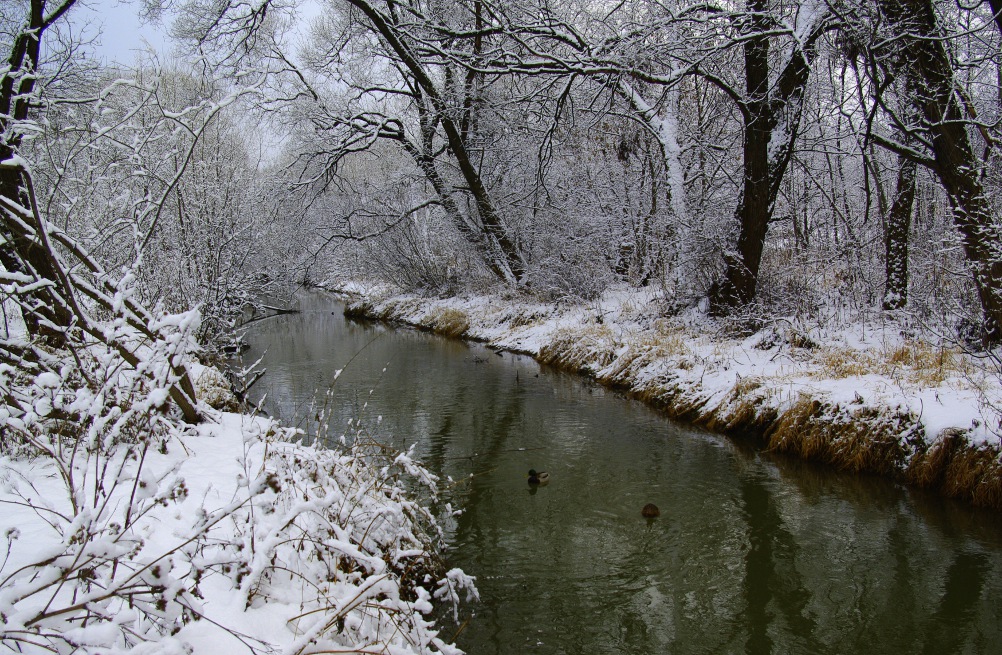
[{"left": 240, "top": 291, "right": 1002, "bottom": 655}]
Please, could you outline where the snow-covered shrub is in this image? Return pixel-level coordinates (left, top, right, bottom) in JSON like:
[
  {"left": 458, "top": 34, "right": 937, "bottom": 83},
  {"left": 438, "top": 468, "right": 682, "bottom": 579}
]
[
  {"left": 0, "top": 251, "right": 473, "bottom": 654},
  {"left": 0, "top": 302, "right": 202, "bottom": 457},
  {"left": 221, "top": 437, "right": 478, "bottom": 654},
  {"left": 0, "top": 350, "right": 200, "bottom": 652},
  {"left": 0, "top": 403, "right": 476, "bottom": 654}
]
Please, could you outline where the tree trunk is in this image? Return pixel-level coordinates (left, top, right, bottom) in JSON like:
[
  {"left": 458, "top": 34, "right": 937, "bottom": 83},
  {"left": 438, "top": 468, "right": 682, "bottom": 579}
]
[
  {"left": 876, "top": 0, "right": 1002, "bottom": 344},
  {"left": 882, "top": 152, "right": 916, "bottom": 310},
  {"left": 987, "top": 0, "right": 1002, "bottom": 38},
  {"left": 0, "top": 1, "right": 78, "bottom": 343},
  {"left": 708, "top": 0, "right": 824, "bottom": 314},
  {"left": 0, "top": 169, "right": 76, "bottom": 342},
  {"left": 709, "top": 0, "right": 772, "bottom": 311},
  {"left": 937, "top": 149, "right": 1002, "bottom": 345}
]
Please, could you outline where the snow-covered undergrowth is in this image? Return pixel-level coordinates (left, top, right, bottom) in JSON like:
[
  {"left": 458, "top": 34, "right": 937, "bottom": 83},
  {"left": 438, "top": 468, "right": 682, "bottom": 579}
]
[
  {"left": 334, "top": 280, "right": 1002, "bottom": 511},
  {"left": 0, "top": 308, "right": 475, "bottom": 654},
  {"left": 0, "top": 412, "right": 475, "bottom": 654}
]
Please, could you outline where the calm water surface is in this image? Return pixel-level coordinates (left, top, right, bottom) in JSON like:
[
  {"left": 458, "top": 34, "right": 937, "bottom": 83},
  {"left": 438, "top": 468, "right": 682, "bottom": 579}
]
[{"left": 240, "top": 291, "right": 1002, "bottom": 654}]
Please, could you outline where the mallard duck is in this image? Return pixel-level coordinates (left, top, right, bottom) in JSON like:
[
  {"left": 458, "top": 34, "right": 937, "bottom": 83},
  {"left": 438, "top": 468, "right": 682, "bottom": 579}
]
[
  {"left": 527, "top": 469, "right": 550, "bottom": 485},
  {"left": 641, "top": 503, "right": 661, "bottom": 518}
]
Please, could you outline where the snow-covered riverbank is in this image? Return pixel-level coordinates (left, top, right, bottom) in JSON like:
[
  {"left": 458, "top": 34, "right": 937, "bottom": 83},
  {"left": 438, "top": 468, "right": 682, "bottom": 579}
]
[
  {"left": 331, "top": 281, "right": 1002, "bottom": 511},
  {"left": 0, "top": 379, "right": 475, "bottom": 654}
]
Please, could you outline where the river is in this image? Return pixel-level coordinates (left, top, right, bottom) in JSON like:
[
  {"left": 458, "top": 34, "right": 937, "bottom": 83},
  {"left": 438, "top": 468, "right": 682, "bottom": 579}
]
[{"left": 239, "top": 291, "right": 1002, "bottom": 654}]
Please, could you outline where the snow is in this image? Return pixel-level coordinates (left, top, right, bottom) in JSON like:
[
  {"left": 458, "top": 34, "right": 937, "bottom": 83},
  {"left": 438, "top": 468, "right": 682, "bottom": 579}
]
[
  {"left": 0, "top": 154, "right": 29, "bottom": 171},
  {"left": 794, "top": 0, "right": 825, "bottom": 45}
]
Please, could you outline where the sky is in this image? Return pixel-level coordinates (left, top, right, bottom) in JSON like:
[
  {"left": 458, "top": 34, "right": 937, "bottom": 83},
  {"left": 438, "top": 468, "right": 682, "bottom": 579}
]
[
  {"left": 71, "top": 0, "right": 171, "bottom": 64},
  {"left": 70, "top": 0, "right": 321, "bottom": 65}
]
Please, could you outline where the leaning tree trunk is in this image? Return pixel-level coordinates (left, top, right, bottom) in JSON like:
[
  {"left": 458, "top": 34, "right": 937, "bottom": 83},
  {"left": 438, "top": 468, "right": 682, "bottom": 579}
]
[
  {"left": 0, "top": 0, "right": 78, "bottom": 343},
  {"left": 875, "top": 0, "right": 1002, "bottom": 344},
  {"left": 0, "top": 0, "right": 200, "bottom": 422},
  {"left": 936, "top": 153, "right": 1002, "bottom": 345},
  {"left": 0, "top": 168, "right": 76, "bottom": 341},
  {"left": 348, "top": 0, "right": 526, "bottom": 285}
]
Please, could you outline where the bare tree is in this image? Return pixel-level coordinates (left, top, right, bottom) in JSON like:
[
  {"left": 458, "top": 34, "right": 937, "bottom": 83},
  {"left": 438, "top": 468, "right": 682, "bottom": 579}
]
[
  {"left": 0, "top": 0, "right": 78, "bottom": 341},
  {"left": 865, "top": 0, "right": 1002, "bottom": 343},
  {"left": 704, "top": 0, "right": 832, "bottom": 312}
]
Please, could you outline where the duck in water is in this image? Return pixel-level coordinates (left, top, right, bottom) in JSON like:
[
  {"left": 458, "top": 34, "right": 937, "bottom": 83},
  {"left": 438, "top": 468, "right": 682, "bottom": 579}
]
[
  {"left": 527, "top": 469, "right": 550, "bottom": 485},
  {"left": 641, "top": 503, "right": 660, "bottom": 518}
]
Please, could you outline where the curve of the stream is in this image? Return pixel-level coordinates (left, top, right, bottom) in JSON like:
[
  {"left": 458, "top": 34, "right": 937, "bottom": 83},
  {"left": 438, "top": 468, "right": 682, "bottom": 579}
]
[{"left": 239, "top": 291, "right": 1002, "bottom": 655}]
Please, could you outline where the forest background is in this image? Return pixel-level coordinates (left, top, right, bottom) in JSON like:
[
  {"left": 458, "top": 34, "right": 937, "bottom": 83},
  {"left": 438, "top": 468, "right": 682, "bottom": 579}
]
[{"left": 5, "top": 0, "right": 1001, "bottom": 358}]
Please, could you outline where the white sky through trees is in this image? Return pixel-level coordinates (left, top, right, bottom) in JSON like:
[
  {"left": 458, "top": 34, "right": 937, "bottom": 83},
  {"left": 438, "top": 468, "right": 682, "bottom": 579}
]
[
  {"left": 72, "top": 0, "right": 169, "bottom": 64},
  {"left": 71, "top": 0, "right": 320, "bottom": 64}
]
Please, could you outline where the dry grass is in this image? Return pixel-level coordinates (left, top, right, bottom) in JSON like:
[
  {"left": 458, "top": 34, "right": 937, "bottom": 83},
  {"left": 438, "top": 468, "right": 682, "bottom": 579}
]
[
  {"left": 601, "top": 327, "right": 694, "bottom": 385},
  {"left": 702, "top": 397, "right": 779, "bottom": 437},
  {"left": 343, "top": 300, "right": 376, "bottom": 319},
  {"left": 907, "top": 430, "right": 1002, "bottom": 509},
  {"left": 423, "top": 307, "right": 470, "bottom": 338},
  {"left": 697, "top": 376, "right": 777, "bottom": 437},
  {"left": 195, "top": 366, "right": 240, "bottom": 411},
  {"left": 764, "top": 398, "right": 910, "bottom": 477},
  {"left": 634, "top": 381, "right": 711, "bottom": 422},
  {"left": 814, "top": 347, "right": 877, "bottom": 379},
  {"left": 505, "top": 308, "right": 549, "bottom": 329},
  {"left": 650, "top": 321, "right": 692, "bottom": 355},
  {"left": 907, "top": 430, "right": 960, "bottom": 488},
  {"left": 380, "top": 298, "right": 423, "bottom": 321},
  {"left": 539, "top": 325, "right": 618, "bottom": 371},
  {"left": 812, "top": 339, "right": 964, "bottom": 386},
  {"left": 650, "top": 323, "right": 698, "bottom": 370},
  {"left": 787, "top": 329, "right": 818, "bottom": 350},
  {"left": 879, "top": 339, "right": 962, "bottom": 386},
  {"left": 943, "top": 446, "right": 1002, "bottom": 508}
]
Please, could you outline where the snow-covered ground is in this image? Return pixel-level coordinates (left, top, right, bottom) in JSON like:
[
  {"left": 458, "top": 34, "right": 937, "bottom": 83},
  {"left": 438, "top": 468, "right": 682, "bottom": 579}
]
[
  {"left": 1, "top": 391, "right": 475, "bottom": 654},
  {"left": 331, "top": 280, "right": 1002, "bottom": 509}
]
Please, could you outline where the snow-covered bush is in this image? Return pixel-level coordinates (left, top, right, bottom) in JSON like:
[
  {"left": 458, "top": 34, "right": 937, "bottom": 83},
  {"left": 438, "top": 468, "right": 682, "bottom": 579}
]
[
  {"left": 227, "top": 436, "right": 478, "bottom": 654},
  {"left": 0, "top": 302, "right": 207, "bottom": 651},
  {"left": 1, "top": 391, "right": 476, "bottom": 654}
]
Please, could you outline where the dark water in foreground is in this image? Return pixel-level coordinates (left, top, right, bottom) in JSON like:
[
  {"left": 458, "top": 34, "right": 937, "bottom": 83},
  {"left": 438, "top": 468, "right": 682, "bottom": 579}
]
[{"left": 240, "top": 291, "right": 1002, "bottom": 654}]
